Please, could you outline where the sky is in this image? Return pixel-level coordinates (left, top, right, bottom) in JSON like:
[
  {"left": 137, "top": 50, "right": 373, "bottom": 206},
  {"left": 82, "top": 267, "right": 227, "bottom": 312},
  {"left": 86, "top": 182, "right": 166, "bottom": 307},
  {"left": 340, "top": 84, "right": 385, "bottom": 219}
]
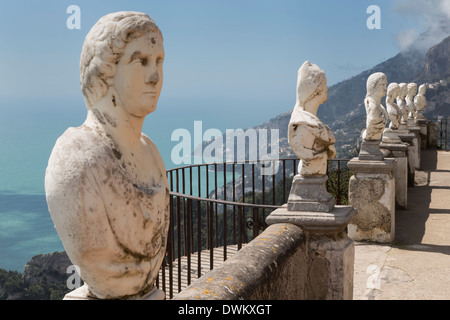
[
  {"left": 1, "top": 1, "right": 446, "bottom": 101},
  {"left": 0, "top": 0, "right": 449, "bottom": 133}
]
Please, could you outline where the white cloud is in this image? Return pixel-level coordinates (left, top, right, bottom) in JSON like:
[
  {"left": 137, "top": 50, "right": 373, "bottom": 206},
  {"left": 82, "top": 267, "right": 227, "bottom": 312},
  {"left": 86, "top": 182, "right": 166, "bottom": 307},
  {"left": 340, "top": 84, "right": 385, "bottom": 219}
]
[{"left": 394, "top": 0, "right": 450, "bottom": 53}]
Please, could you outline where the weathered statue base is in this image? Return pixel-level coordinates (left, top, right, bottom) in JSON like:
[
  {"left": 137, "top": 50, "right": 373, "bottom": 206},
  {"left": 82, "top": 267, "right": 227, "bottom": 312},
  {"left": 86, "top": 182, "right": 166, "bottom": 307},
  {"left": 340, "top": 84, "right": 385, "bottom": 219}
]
[
  {"left": 408, "top": 125, "right": 421, "bottom": 170},
  {"left": 63, "top": 285, "right": 165, "bottom": 300},
  {"left": 382, "top": 128, "right": 402, "bottom": 144},
  {"left": 347, "top": 158, "right": 396, "bottom": 243},
  {"left": 358, "top": 140, "right": 384, "bottom": 161},
  {"left": 267, "top": 205, "right": 356, "bottom": 235},
  {"left": 287, "top": 175, "right": 335, "bottom": 213},
  {"left": 266, "top": 205, "right": 356, "bottom": 299},
  {"left": 380, "top": 142, "right": 409, "bottom": 208},
  {"left": 416, "top": 118, "right": 428, "bottom": 149}
]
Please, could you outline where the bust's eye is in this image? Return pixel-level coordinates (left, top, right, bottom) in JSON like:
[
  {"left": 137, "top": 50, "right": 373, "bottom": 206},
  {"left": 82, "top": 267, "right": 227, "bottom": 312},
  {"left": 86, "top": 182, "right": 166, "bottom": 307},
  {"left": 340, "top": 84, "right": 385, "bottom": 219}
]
[
  {"left": 156, "top": 57, "right": 164, "bottom": 65},
  {"left": 140, "top": 58, "right": 148, "bottom": 66},
  {"left": 132, "top": 58, "right": 147, "bottom": 66}
]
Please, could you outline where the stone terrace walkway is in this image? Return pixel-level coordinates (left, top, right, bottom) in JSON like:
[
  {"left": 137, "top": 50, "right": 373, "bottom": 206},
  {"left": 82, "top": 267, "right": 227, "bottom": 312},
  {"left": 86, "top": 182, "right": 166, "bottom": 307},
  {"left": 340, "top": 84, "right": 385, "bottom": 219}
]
[{"left": 353, "top": 150, "right": 450, "bottom": 300}]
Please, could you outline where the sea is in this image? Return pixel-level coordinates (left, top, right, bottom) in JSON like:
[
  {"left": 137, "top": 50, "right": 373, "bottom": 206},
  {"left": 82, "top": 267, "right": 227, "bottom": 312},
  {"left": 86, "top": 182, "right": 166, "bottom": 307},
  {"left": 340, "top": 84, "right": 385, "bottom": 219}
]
[{"left": 0, "top": 96, "right": 283, "bottom": 271}]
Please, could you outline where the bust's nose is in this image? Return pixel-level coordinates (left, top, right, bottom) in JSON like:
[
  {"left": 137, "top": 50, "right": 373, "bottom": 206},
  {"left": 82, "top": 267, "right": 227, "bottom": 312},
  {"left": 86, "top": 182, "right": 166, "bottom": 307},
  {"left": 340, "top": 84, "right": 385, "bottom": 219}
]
[{"left": 147, "top": 71, "right": 159, "bottom": 86}]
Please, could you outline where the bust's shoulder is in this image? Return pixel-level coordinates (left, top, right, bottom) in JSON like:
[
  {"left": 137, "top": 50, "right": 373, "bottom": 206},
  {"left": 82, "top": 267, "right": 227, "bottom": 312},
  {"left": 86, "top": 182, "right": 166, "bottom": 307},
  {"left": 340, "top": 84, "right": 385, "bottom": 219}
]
[
  {"left": 289, "top": 108, "right": 321, "bottom": 128},
  {"left": 141, "top": 133, "right": 167, "bottom": 171},
  {"left": 56, "top": 124, "right": 101, "bottom": 144},
  {"left": 49, "top": 124, "right": 115, "bottom": 171}
]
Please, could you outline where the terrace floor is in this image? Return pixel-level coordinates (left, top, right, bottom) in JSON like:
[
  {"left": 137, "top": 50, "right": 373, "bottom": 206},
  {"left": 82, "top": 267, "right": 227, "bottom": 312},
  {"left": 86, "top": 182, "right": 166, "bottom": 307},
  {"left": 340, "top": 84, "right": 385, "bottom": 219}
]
[{"left": 353, "top": 149, "right": 450, "bottom": 300}]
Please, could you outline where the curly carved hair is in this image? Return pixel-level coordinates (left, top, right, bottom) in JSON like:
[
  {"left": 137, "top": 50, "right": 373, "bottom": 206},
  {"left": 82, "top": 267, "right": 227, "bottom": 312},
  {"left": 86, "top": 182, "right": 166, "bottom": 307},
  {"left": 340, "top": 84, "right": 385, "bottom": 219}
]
[{"left": 80, "top": 11, "right": 162, "bottom": 107}]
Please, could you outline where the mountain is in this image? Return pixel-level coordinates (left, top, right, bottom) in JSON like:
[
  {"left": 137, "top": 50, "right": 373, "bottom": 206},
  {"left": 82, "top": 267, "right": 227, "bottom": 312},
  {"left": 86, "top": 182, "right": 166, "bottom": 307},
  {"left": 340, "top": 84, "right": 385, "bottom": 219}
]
[{"left": 251, "top": 34, "right": 450, "bottom": 158}]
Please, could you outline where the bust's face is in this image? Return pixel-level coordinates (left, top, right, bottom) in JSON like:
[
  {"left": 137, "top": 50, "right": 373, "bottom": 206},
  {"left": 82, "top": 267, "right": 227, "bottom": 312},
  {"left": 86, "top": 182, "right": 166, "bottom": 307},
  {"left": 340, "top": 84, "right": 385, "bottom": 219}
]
[
  {"left": 317, "top": 78, "right": 328, "bottom": 104},
  {"left": 407, "top": 84, "right": 417, "bottom": 96},
  {"left": 376, "top": 77, "right": 387, "bottom": 98},
  {"left": 419, "top": 85, "right": 426, "bottom": 95},
  {"left": 400, "top": 85, "right": 407, "bottom": 98},
  {"left": 113, "top": 31, "right": 164, "bottom": 117}
]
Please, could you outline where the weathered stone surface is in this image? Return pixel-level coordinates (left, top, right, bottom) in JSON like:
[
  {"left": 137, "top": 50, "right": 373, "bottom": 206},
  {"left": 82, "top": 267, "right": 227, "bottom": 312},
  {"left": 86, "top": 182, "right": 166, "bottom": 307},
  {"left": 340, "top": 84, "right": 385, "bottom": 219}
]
[
  {"left": 266, "top": 205, "right": 356, "bottom": 235},
  {"left": 348, "top": 158, "right": 396, "bottom": 243},
  {"left": 380, "top": 143, "right": 408, "bottom": 208},
  {"left": 427, "top": 121, "right": 437, "bottom": 149},
  {"left": 398, "top": 133, "right": 416, "bottom": 187},
  {"left": 306, "top": 234, "right": 354, "bottom": 300},
  {"left": 408, "top": 126, "right": 421, "bottom": 170},
  {"left": 45, "top": 11, "right": 169, "bottom": 300}
]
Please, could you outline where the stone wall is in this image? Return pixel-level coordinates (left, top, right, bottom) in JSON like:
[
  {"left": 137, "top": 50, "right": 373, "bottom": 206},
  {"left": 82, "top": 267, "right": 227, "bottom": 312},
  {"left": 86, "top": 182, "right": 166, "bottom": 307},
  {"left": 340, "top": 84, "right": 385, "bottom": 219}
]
[{"left": 172, "top": 223, "right": 308, "bottom": 300}]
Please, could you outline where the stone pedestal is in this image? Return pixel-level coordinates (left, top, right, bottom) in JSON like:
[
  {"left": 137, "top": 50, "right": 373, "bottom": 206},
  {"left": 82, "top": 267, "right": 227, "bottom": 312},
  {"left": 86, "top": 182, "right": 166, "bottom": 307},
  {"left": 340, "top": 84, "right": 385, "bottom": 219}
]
[
  {"left": 408, "top": 125, "right": 421, "bottom": 170},
  {"left": 266, "top": 205, "right": 356, "bottom": 300},
  {"left": 382, "top": 128, "right": 402, "bottom": 144},
  {"left": 287, "top": 175, "right": 334, "bottom": 212},
  {"left": 380, "top": 142, "right": 408, "bottom": 208},
  {"left": 398, "top": 133, "right": 416, "bottom": 187},
  {"left": 416, "top": 118, "right": 428, "bottom": 150},
  {"left": 347, "top": 158, "right": 396, "bottom": 243},
  {"left": 358, "top": 140, "right": 384, "bottom": 161},
  {"left": 64, "top": 284, "right": 165, "bottom": 300},
  {"left": 427, "top": 121, "right": 437, "bottom": 149}
]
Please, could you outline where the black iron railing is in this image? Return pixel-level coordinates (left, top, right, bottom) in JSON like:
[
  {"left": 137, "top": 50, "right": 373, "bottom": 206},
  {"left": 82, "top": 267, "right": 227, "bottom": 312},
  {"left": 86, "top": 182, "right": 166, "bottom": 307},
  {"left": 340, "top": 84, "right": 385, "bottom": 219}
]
[
  {"left": 157, "top": 158, "right": 351, "bottom": 298},
  {"left": 435, "top": 117, "right": 449, "bottom": 151}
]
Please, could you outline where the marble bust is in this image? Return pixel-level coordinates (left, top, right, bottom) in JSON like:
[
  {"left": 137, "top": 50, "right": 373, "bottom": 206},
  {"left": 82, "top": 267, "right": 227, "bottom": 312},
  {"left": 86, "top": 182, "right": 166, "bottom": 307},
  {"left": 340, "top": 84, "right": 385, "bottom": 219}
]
[
  {"left": 288, "top": 61, "right": 336, "bottom": 176},
  {"left": 382, "top": 82, "right": 402, "bottom": 143},
  {"left": 358, "top": 72, "right": 388, "bottom": 160},
  {"left": 287, "top": 61, "right": 335, "bottom": 212},
  {"left": 405, "top": 83, "right": 418, "bottom": 122},
  {"left": 414, "top": 84, "right": 427, "bottom": 119},
  {"left": 386, "top": 83, "right": 401, "bottom": 130},
  {"left": 362, "top": 72, "right": 388, "bottom": 141},
  {"left": 45, "top": 12, "right": 169, "bottom": 299},
  {"left": 397, "top": 83, "right": 409, "bottom": 128}
]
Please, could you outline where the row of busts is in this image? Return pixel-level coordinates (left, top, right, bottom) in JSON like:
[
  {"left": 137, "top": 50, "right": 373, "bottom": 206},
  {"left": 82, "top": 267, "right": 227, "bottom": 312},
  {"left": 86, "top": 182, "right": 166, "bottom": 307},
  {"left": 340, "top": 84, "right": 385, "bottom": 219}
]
[{"left": 386, "top": 82, "right": 426, "bottom": 131}]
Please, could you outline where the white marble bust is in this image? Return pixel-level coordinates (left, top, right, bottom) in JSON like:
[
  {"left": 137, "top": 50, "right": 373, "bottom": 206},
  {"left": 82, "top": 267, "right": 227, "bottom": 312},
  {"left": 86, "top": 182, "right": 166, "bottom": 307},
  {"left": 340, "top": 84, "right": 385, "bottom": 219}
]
[
  {"left": 386, "top": 82, "right": 401, "bottom": 130},
  {"left": 414, "top": 84, "right": 427, "bottom": 119},
  {"left": 397, "top": 83, "right": 408, "bottom": 126},
  {"left": 363, "top": 72, "right": 388, "bottom": 141},
  {"left": 45, "top": 12, "right": 169, "bottom": 299},
  {"left": 288, "top": 61, "right": 336, "bottom": 176},
  {"left": 405, "top": 82, "right": 418, "bottom": 121}
]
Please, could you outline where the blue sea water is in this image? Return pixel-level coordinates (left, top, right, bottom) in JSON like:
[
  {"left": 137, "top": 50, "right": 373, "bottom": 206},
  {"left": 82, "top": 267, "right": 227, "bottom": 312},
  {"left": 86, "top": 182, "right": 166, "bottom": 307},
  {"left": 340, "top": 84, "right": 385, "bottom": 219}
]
[{"left": 0, "top": 96, "right": 283, "bottom": 271}]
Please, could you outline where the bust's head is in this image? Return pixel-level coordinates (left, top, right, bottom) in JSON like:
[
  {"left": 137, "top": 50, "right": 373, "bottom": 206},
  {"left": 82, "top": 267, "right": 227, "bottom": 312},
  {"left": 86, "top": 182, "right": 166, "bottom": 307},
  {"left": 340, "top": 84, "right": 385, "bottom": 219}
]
[
  {"left": 387, "top": 82, "right": 399, "bottom": 99},
  {"left": 399, "top": 83, "right": 407, "bottom": 99},
  {"left": 366, "top": 72, "right": 387, "bottom": 99},
  {"left": 80, "top": 12, "right": 164, "bottom": 114},
  {"left": 418, "top": 84, "right": 426, "bottom": 95},
  {"left": 407, "top": 83, "right": 417, "bottom": 97},
  {"left": 295, "top": 61, "right": 327, "bottom": 111}
]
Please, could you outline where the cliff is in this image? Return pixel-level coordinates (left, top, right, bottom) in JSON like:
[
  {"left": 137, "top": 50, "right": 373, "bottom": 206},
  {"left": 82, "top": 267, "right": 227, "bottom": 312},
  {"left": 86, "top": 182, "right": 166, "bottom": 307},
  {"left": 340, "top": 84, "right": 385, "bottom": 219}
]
[{"left": 0, "top": 251, "right": 76, "bottom": 300}]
